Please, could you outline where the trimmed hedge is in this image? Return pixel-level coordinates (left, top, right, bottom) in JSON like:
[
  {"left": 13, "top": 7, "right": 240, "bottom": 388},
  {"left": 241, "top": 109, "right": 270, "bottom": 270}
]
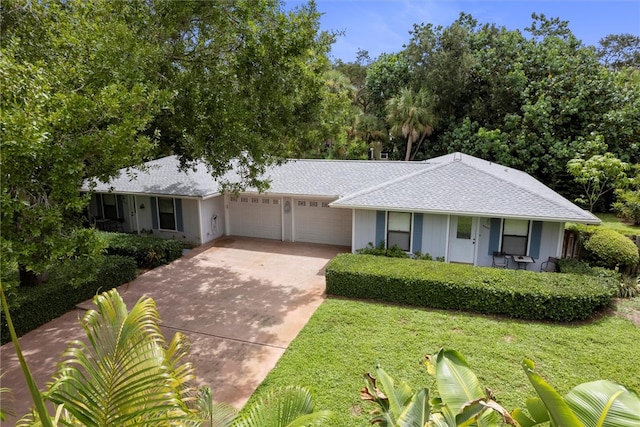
[
  {"left": 325, "top": 254, "right": 616, "bottom": 322},
  {"left": 101, "top": 232, "right": 184, "bottom": 268},
  {"left": 583, "top": 229, "right": 639, "bottom": 269},
  {"left": 1, "top": 255, "right": 137, "bottom": 345}
]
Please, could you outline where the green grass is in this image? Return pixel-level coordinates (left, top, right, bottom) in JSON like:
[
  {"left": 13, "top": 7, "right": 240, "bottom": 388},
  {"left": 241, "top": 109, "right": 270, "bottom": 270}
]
[
  {"left": 247, "top": 298, "right": 640, "bottom": 426},
  {"left": 595, "top": 213, "right": 640, "bottom": 235}
]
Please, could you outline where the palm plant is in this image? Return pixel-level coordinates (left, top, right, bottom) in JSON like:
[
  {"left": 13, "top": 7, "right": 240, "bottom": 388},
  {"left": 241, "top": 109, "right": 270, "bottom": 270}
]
[
  {"left": 18, "top": 289, "right": 201, "bottom": 426},
  {"left": 5, "top": 288, "right": 331, "bottom": 426},
  {"left": 386, "top": 88, "right": 436, "bottom": 161}
]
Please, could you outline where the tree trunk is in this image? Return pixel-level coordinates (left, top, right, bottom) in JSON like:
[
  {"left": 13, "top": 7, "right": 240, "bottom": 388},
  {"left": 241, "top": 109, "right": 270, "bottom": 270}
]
[
  {"left": 404, "top": 136, "right": 413, "bottom": 161},
  {"left": 18, "top": 264, "right": 38, "bottom": 287}
]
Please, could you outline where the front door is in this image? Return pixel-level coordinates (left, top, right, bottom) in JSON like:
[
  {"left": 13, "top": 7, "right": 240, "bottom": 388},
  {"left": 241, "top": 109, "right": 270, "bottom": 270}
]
[{"left": 448, "top": 216, "right": 477, "bottom": 264}]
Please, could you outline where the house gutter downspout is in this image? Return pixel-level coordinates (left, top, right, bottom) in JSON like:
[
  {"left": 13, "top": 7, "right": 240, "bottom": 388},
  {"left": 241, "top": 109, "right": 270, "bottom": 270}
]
[{"left": 444, "top": 215, "right": 451, "bottom": 262}]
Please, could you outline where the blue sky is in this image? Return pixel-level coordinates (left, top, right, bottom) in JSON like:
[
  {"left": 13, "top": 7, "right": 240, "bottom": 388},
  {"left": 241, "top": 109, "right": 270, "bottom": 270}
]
[{"left": 285, "top": 0, "right": 640, "bottom": 62}]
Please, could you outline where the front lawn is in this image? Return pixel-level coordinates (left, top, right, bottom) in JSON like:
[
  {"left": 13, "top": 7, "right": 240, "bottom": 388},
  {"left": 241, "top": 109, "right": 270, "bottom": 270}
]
[{"left": 246, "top": 298, "right": 640, "bottom": 426}]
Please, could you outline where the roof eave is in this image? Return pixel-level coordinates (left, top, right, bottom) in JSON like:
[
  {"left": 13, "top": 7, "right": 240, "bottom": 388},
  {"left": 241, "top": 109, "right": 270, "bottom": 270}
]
[{"left": 329, "top": 203, "right": 601, "bottom": 224}]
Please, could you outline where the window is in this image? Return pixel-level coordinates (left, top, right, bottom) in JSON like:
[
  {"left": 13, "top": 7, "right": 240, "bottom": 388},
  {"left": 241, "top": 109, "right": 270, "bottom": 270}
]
[
  {"left": 298, "top": 201, "right": 306, "bottom": 206},
  {"left": 101, "top": 194, "right": 118, "bottom": 220},
  {"left": 387, "top": 212, "right": 411, "bottom": 251},
  {"left": 262, "top": 198, "right": 270, "bottom": 204},
  {"left": 157, "top": 197, "right": 176, "bottom": 230},
  {"left": 502, "top": 219, "right": 529, "bottom": 255},
  {"left": 309, "top": 201, "right": 318, "bottom": 207},
  {"left": 456, "top": 216, "right": 472, "bottom": 239}
]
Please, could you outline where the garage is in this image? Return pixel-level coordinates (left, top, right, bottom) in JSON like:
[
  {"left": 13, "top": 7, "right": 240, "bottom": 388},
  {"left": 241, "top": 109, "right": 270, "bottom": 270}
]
[
  {"left": 229, "top": 196, "right": 282, "bottom": 240},
  {"left": 293, "top": 198, "right": 352, "bottom": 246}
]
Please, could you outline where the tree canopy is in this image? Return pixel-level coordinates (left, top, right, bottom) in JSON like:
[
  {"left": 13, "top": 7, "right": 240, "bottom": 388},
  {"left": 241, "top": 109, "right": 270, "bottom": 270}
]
[
  {"left": 1, "top": 0, "right": 335, "bottom": 286},
  {"left": 328, "top": 12, "right": 639, "bottom": 203}
]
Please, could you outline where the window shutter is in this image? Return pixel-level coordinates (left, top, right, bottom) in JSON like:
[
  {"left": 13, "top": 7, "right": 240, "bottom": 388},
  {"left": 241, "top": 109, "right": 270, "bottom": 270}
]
[
  {"left": 488, "top": 218, "right": 502, "bottom": 255},
  {"left": 529, "top": 221, "right": 543, "bottom": 259},
  {"left": 413, "top": 213, "right": 423, "bottom": 253},
  {"left": 150, "top": 197, "right": 158, "bottom": 229},
  {"left": 175, "top": 199, "right": 184, "bottom": 232},
  {"left": 117, "top": 195, "right": 125, "bottom": 220},
  {"left": 375, "top": 211, "right": 386, "bottom": 247}
]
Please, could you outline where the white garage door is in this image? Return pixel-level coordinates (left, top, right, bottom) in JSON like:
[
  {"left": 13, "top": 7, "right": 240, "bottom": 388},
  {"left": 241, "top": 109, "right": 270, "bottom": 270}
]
[
  {"left": 229, "top": 196, "right": 281, "bottom": 240},
  {"left": 294, "top": 199, "right": 352, "bottom": 246}
]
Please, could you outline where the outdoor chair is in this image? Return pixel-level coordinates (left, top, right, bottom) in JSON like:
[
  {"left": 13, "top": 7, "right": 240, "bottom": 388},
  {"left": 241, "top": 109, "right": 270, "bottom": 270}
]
[
  {"left": 492, "top": 251, "right": 508, "bottom": 269},
  {"left": 540, "top": 256, "right": 559, "bottom": 272}
]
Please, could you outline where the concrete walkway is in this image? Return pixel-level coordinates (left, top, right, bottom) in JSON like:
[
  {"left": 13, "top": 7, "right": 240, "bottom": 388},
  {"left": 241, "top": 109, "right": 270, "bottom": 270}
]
[{"left": 0, "top": 237, "right": 348, "bottom": 424}]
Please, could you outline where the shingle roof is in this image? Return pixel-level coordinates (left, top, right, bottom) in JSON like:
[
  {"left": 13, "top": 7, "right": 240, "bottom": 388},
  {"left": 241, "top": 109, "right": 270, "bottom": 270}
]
[
  {"left": 330, "top": 153, "right": 600, "bottom": 223},
  {"left": 83, "top": 153, "right": 600, "bottom": 223}
]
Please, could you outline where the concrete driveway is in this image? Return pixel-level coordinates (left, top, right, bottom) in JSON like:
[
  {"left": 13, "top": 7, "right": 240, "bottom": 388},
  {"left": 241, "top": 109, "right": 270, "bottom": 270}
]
[{"left": 0, "top": 237, "right": 348, "bottom": 423}]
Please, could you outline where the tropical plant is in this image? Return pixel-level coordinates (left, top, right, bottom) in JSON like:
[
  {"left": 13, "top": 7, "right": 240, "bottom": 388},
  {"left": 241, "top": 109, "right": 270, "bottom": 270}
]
[
  {"left": 514, "top": 359, "right": 640, "bottom": 427},
  {"left": 387, "top": 88, "right": 437, "bottom": 161},
  {"left": 3, "top": 286, "right": 331, "bottom": 426},
  {"left": 362, "top": 349, "right": 640, "bottom": 427},
  {"left": 17, "top": 289, "right": 201, "bottom": 426},
  {"left": 361, "top": 349, "right": 513, "bottom": 426}
]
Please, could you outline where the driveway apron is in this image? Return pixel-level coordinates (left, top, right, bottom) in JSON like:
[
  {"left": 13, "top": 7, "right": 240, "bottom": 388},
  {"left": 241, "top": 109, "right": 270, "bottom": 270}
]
[{"left": 0, "top": 237, "right": 348, "bottom": 424}]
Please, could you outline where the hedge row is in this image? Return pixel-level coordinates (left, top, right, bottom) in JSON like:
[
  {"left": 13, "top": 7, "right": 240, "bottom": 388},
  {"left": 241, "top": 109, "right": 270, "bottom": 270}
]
[
  {"left": 325, "top": 254, "right": 617, "bottom": 322},
  {"left": 101, "top": 232, "right": 184, "bottom": 268},
  {"left": 1, "top": 255, "right": 137, "bottom": 345}
]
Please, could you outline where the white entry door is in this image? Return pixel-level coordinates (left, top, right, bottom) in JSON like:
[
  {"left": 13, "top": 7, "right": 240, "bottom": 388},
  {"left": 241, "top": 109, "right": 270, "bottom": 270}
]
[{"left": 448, "top": 216, "right": 477, "bottom": 264}]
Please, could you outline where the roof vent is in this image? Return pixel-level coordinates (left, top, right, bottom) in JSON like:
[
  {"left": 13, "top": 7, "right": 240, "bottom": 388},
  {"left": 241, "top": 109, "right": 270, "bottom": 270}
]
[{"left": 453, "top": 152, "right": 463, "bottom": 162}]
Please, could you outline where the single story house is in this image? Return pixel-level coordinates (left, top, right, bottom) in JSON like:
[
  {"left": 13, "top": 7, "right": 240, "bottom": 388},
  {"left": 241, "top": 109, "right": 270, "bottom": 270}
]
[{"left": 82, "top": 152, "right": 599, "bottom": 269}]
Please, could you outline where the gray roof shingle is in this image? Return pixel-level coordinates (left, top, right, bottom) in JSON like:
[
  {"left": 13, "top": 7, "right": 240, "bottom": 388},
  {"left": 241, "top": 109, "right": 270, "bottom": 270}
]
[{"left": 83, "top": 153, "right": 599, "bottom": 223}]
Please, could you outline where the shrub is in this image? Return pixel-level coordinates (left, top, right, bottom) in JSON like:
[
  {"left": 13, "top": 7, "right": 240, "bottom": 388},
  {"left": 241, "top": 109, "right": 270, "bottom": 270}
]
[
  {"left": 613, "top": 189, "right": 640, "bottom": 226},
  {"left": 101, "top": 232, "right": 184, "bottom": 268},
  {"left": 325, "top": 254, "right": 616, "bottom": 322},
  {"left": 1, "top": 255, "right": 137, "bottom": 344},
  {"left": 355, "top": 242, "right": 409, "bottom": 258},
  {"left": 583, "top": 228, "right": 639, "bottom": 269}
]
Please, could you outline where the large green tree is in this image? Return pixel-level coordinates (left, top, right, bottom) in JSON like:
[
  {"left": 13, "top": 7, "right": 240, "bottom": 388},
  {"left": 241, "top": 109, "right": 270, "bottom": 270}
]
[
  {"left": 1, "top": 0, "right": 334, "bottom": 287},
  {"left": 402, "top": 12, "right": 640, "bottom": 202}
]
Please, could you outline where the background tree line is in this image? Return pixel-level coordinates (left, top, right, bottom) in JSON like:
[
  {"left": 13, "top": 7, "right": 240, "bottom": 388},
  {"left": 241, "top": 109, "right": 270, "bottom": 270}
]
[{"left": 326, "top": 13, "right": 639, "bottom": 216}]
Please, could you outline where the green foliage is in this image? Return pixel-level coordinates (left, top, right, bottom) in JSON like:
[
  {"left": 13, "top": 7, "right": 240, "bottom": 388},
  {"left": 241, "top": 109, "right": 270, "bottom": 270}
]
[
  {"left": 0, "top": 256, "right": 136, "bottom": 345},
  {"left": 613, "top": 190, "right": 640, "bottom": 226},
  {"left": 1, "top": 0, "right": 334, "bottom": 286},
  {"left": 362, "top": 350, "right": 512, "bottom": 427},
  {"left": 568, "top": 149, "right": 630, "bottom": 212},
  {"left": 355, "top": 242, "right": 410, "bottom": 258},
  {"left": 326, "top": 254, "right": 616, "bottom": 322},
  {"left": 101, "top": 232, "right": 184, "bottom": 268},
  {"left": 401, "top": 13, "right": 640, "bottom": 197},
  {"left": 364, "top": 349, "right": 640, "bottom": 427},
  {"left": 617, "top": 276, "right": 640, "bottom": 299},
  {"left": 517, "top": 359, "right": 640, "bottom": 427},
  {"left": 583, "top": 228, "right": 639, "bottom": 269},
  {"left": 613, "top": 168, "right": 640, "bottom": 225},
  {"left": 6, "top": 289, "right": 330, "bottom": 426}
]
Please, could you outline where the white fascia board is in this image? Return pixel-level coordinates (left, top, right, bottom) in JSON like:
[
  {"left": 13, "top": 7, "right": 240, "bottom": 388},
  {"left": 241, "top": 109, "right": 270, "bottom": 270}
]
[{"left": 328, "top": 204, "right": 601, "bottom": 224}]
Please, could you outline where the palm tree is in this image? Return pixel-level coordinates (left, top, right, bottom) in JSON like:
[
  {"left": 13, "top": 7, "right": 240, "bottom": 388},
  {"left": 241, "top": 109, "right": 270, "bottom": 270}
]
[
  {"left": 386, "top": 88, "right": 436, "bottom": 161},
  {"left": 10, "top": 289, "right": 331, "bottom": 426}
]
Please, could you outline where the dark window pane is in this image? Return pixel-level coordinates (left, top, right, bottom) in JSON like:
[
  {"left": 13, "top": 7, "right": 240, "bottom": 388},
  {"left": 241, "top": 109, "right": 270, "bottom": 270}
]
[
  {"left": 502, "top": 235, "right": 527, "bottom": 256},
  {"left": 102, "top": 194, "right": 118, "bottom": 220},
  {"left": 388, "top": 231, "right": 410, "bottom": 251},
  {"left": 157, "top": 198, "right": 175, "bottom": 230}
]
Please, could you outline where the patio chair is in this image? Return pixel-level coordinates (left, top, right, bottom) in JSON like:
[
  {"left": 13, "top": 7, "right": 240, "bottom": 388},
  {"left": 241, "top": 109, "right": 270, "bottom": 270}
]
[
  {"left": 492, "top": 251, "right": 508, "bottom": 269},
  {"left": 540, "top": 256, "right": 559, "bottom": 272}
]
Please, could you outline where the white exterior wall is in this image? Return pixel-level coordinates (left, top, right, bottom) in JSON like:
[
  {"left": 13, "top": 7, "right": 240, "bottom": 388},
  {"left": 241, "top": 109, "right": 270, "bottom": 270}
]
[
  {"left": 149, "top": 198, "right": 200, "bottom": 244},
  {"left": 420, "top": 214, "right": 448, "bottom": 259},
  {"left": 352, "top": 209, "right": 377, "bottom": 252},
  {"left": 200, "top": 195, "right": 226, "bottom": 244},
  {"left": 136, "top": 195, "right": 154, "bottom": 232},
  {"left": 536, "top": 222, "right": 563, "bottom": 268}
]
